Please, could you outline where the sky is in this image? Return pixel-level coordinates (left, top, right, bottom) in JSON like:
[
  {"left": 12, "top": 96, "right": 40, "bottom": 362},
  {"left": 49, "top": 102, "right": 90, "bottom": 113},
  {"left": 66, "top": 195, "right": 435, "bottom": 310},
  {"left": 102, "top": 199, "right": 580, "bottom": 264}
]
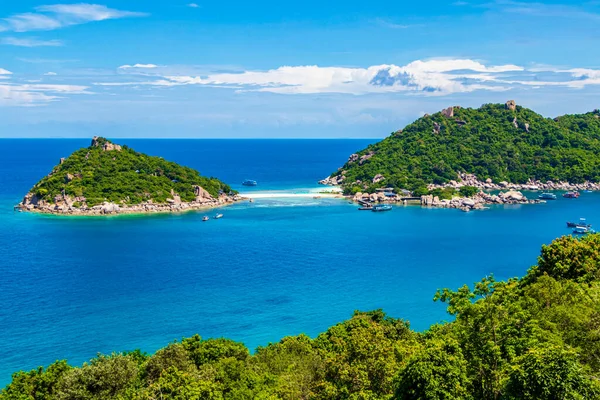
[{"left": 0, "top": 1, "right": 599, "bottom": 138}]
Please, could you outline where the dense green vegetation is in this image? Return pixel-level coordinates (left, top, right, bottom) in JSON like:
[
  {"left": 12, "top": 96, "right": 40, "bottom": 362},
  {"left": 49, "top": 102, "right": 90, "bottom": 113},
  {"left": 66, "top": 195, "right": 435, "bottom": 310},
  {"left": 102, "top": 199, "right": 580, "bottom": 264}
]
[
  {"left": 28, "top": 137, "right": 233, "bottom": 207},
  {"left": 333, "top": 104, "right": 600, "bottom": 194},
  {"left": 4, "top": 234, "right": 600, "bottom": 399}
]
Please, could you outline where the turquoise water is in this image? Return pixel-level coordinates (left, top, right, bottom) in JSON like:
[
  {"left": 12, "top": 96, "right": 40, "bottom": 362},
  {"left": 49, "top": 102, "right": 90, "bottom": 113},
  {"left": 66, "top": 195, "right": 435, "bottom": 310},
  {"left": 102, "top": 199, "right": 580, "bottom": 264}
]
[{"left": 1, "top": 139, "right": 599, "bottom": 386}]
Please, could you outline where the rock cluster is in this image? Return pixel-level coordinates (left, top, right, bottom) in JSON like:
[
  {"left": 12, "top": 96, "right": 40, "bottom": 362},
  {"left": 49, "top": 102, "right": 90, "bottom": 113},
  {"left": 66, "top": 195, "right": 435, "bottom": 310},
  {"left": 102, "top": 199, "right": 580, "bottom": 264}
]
[
  {"left": 91, "top": 136, "right": 122, "bottom": 151},
  {"left": 372, "top": 174, "right": 385, "bottom": 184},
  {"left": 441, "top": 106, "right": 454, "bottom": 118},
  {"left": 16, "top": 190, "right": 242, "bottom": 216},
  {"left": 358, "top": 152, "right": 375, "bottom": 165},
  {"left": 506, "top": 100, "right": 517, "bottom": 111},
  {"left": 428, "top": 172, "right": 600, "bottom": 192},
  {"left": 319, "top": 175, "right": 345, "bottom": 185},
  {"left": 420, "top": 189, "right": 533, "bottom": 210}
]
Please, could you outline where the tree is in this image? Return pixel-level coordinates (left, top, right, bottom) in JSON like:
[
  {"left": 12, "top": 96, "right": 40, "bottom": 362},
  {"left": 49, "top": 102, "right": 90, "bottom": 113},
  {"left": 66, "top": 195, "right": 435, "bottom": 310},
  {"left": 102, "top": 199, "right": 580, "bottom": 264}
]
[
  {"left": 459, "top": 186, "right": 478, "bottom": 198},
  {"left": 394, "top": 338, "right": 471, "bottom": 400},
  {"left": 504, "top": 345, "right": 600, "bottom": 400}
]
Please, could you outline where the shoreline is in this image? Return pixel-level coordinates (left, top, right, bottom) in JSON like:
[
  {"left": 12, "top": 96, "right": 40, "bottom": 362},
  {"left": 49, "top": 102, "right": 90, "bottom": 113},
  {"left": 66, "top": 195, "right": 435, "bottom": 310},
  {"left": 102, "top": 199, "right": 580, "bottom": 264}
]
[
  {"left": 15, "top": 194, "right": 246, "bottom": 217},
  {"left": 320, "top": 173, "right": 600, "bottom": 211}
]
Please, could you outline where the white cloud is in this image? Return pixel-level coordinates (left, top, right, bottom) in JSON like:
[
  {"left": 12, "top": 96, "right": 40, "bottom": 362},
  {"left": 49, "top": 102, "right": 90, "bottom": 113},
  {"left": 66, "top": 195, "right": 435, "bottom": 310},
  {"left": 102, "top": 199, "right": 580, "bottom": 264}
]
[
  {"left": 44, "top": 72, "right": 58, "bottom": 76},
  {"left": 0, "top": 85, "right": 58, "bottom": 106},
  {"left": 14, "top": 83, "right": 90, "bottom": 94},
  {"left": 0, "top": 68, "right": 12, "bottom": 75},
  {"left": 118, "top": 64, "right": 158, "bottom": 69},
  {"left": 0, "top": 84, "right": 89, "bottom": 106},
  {"left": 1, "top": 36, "right": 64, "bottom": 47},
  {"left": 101, "top": 59, "right": 600, "bottom": 95},
  {"left": 188, "top": 3, "right": 200, "bottom": 8},
  {"left": 0, "top": 3, "right": 148, "bottom": 32},
  {"left": 0, "top": 81, "right": 91, "bottom": 106},
  {"left": 104, "top": 59, "right": 522, "bottom": 95}
]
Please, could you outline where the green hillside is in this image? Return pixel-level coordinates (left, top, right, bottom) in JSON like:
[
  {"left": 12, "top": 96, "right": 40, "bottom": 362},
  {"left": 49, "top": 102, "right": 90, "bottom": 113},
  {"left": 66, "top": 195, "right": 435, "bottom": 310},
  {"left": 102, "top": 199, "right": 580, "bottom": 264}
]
[
  {"left": 24, "top": 137, "right": 233, "bottom": 207},
  {"left": 3, "top": 234, "right": 600, "bottom": 399},
  {"left": 329, "top": 102, "right": 600, "bottom": 194}
]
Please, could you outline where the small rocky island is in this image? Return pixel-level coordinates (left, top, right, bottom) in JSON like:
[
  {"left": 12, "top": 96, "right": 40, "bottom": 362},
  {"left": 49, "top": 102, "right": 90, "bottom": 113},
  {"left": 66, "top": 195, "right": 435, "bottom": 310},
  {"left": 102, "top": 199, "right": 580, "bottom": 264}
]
[
  {"left": 17, "top": 137, "right": 241, "bottom": 215},
  {"left": 321, "top": 101, "right": 600, "bottom": 210}
]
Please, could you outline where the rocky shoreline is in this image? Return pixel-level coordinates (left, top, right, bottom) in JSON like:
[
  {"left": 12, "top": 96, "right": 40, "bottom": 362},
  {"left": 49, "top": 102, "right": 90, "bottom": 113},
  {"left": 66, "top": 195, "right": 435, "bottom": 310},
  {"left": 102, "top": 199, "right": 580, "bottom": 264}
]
[
  {"left": 429, "top": 173, "right": 600, "bottom": 192},
  {"left": 349, "top": 189, "right": 538, "bottom": 212},
  {"left": 320, "top": 172, "right": 596, "bottom": 211},
  {"left": 16, "top": 186, "right": 244, "bottom": 216}
]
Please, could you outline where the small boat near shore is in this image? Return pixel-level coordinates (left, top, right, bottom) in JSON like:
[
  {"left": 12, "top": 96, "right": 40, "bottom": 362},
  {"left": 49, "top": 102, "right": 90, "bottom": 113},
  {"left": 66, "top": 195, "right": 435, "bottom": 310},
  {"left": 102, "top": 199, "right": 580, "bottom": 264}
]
[
  {"left": 563, "top": 191, "right": 580, "bottom": 198},
  {"left": 214, "top": 213, "right": 223, "bottom": 219},
  {"left": 567, "top": 218, "right": 591, "bottom": 228},
  {"left": 202, "top": 216, "right": 209, "bottom": 222},
  {"left": 358, "top": 206, "right": 373, "bottom": 210},
  {"left": 573, "top": 226, "right": 595, "bottom": 235},
  {"left": 242, "top": 179, "right": 258, "bottom": 186},
  {"left": 372, "top": 204, "right": 392, "bottom": 212},
  {"left": 538, "top": 193, "right": 557, "bottom": 200}
]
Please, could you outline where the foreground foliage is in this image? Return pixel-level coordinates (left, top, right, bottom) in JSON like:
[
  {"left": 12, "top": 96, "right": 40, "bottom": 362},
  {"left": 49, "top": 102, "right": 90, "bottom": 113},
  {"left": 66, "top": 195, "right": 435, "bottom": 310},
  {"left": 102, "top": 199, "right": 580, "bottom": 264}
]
[
  {"left": 331, "top": 104, "right": 600, "bottom": 194},
  {"left": 28, "top": 137, "right": 233, "bottom": 207},
  {"left": 4, "top": 233, "right": 600, "bottom": 399}
]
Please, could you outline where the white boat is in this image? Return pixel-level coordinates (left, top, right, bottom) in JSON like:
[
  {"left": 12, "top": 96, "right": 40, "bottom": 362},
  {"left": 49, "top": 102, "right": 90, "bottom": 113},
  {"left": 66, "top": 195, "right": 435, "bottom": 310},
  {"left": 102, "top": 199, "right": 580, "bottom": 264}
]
[
  {"left": 573, "top": 226, "right": 595, "bottom": 235},
  {"left": 214, "top": 213, "right": 223, "bottom": 219},
  {"left": 202, "top": 216, "right": 209, "bottom": 222}
]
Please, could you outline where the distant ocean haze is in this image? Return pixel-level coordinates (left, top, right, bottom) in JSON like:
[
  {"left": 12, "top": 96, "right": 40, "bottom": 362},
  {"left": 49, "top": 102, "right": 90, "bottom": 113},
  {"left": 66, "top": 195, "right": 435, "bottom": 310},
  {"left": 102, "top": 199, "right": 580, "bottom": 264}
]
[{"left": 0, "top": 138, "right": 596, "bottom": 386}]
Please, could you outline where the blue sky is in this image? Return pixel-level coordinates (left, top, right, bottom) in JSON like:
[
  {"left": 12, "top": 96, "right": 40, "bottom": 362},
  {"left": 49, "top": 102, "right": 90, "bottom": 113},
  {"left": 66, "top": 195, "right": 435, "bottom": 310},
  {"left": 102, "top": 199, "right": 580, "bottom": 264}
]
[{"left": 0, "top": 1, "right": 599, "bottom": 138}]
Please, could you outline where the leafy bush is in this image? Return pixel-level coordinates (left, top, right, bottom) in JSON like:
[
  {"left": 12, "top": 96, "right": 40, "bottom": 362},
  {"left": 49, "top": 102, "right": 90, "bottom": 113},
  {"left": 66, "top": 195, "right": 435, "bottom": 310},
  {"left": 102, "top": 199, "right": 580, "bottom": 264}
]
[{"left": 459, "top": 186, "right": 478, "bottom": 197}]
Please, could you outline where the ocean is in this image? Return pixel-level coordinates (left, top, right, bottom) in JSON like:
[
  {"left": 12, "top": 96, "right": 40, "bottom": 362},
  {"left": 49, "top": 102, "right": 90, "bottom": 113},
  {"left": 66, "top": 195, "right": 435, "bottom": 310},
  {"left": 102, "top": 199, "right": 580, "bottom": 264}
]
[{"left": 0, "top": 139, "right": 598, "bottom": 386}]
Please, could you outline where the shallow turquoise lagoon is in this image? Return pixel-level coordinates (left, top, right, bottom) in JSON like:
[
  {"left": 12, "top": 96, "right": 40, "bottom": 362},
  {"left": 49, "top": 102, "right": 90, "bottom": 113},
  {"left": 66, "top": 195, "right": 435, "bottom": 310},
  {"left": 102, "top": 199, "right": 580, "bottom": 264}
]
[{"left": 1, "top": 139, "right": 598, "bottom": 385}]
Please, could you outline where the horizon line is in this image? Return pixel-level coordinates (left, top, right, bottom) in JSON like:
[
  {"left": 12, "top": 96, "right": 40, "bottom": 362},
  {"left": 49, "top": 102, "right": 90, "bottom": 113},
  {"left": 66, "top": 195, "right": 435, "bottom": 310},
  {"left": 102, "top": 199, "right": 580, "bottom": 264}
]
[{"left": 0, "top": 137, "right": 382, "bottom": 140}]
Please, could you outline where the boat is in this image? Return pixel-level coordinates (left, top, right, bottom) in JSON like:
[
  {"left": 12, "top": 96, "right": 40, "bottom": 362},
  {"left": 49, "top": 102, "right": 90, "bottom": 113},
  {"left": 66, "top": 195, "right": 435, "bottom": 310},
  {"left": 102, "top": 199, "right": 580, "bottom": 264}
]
[
  {"left": 538, "top": 193, "right": 557, "bottom": 200},
  {"left": 372, "top": 204, "right": 392, "bottom": 212},
  {"left": 563, "top": 191, "right": 580, "bottom": 198},
  {"left": 214, "top": 213, "right": 223, "bottom": 219},
  {"left": 573, "top": 226, "right": 595, "bottom": 235},
  {"left": 242, "top": 179, "right": 257, "bottom": 186},
  {"left": 358, "top": 206, "right": 373, "bottom": 211},
  {"left": 567, "top": 218, "right": 591, "bottom": 228},
  {"left": 202, "top": 216, "right": 209, "bottom": 222}
]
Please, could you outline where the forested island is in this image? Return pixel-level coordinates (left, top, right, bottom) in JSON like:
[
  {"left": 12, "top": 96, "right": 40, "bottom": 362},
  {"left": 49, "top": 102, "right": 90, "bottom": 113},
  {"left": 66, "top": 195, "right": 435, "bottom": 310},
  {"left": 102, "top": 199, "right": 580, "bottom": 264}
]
[
  {"left": 3, "top": 234, "right": 600, "bottom": 399},
  {"left": 322, "top": 101, "right": 600, "bottom": 198},
  {"left": 16, "top": 137, "right": 240, "bottom": 215}
]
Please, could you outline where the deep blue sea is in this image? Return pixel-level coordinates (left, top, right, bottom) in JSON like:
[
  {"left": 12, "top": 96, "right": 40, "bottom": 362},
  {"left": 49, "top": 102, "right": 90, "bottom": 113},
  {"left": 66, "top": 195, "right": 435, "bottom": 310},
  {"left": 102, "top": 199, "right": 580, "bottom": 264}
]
[{"left": 1, "top": 139, "right": 599, "bottom": 386}]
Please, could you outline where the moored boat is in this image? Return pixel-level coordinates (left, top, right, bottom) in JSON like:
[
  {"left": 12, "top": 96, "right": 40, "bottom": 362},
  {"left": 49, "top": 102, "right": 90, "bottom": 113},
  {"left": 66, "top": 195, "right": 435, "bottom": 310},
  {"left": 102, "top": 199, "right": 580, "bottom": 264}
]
[
  {"left": 573, "top": 226, "right": 595, "bottom": 235},
  {"left": 563, "top": 191, "right": 580, "bottom": 198},
  {"left": 214, "top": 213, "right": 223, "bottom": 219},
  {"left": 242, "top": 179, "right": 258, "bottom": 186},
  {"left": 358, "top": 206, "right": 373, "bottom": 210},
  {"left": 538, "top": 193, "right": 557, "bottom": 200},
  {"left": 372, "top": 204, "right": 392, "bottom": 212},
  {"left": 567, "top": 218, "right": 591, "bottom": 228},
  {"left": 202, "top": 216, "right": 209, "bottom": 222}
]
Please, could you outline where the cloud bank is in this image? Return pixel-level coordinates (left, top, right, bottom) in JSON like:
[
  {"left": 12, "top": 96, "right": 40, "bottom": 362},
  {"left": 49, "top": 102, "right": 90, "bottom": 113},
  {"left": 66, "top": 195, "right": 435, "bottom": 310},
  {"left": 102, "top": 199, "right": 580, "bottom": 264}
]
[{"left": 96, "top": 58, "right": 600, "bottom": 95}]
